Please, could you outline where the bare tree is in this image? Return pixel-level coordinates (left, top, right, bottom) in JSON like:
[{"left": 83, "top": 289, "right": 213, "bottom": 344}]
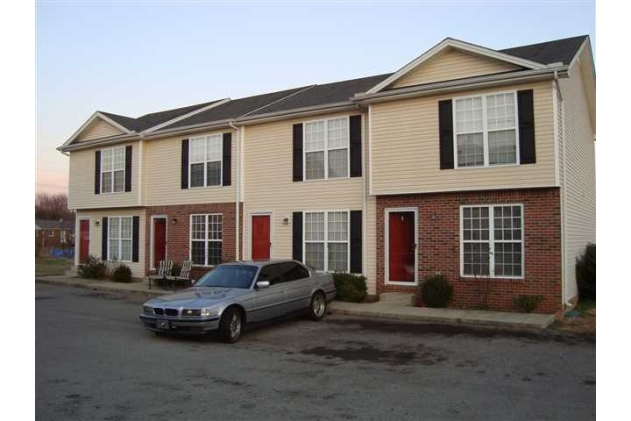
[{"left": 35, "top": 193, "right": 75, "bottom": 221}]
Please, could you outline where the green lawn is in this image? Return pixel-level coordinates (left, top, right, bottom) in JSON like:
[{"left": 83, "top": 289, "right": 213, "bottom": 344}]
[{"left": 35, "top": 257, "right": 74, "bottom": 277}]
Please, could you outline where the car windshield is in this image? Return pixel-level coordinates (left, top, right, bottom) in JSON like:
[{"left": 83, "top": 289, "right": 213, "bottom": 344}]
[{"left": 194, "top": 265, "right": 259, "bottom": 289}]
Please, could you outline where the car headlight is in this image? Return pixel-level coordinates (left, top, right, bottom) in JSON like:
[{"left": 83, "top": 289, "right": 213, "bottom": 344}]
[
  {"left": 182, "top": 309, "right": 201, "bottom": 317},
  {"left": 143, "top": 306, "right": 154, "bottom": 315},
  {"left": 200, "top": 308, "right": 218, "bottom": 317}
]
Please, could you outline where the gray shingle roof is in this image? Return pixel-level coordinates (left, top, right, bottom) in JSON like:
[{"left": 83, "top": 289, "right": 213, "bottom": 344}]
[
  {"left": 499, "top": 35, "right": 588, "bottom": 66},
  {"left": 35, "top": 219, "right": 75, "bottom": 230}
]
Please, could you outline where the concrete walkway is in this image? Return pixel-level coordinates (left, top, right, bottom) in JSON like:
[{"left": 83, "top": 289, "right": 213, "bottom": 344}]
[{"left": 35, "top": 275, "right": 555, "bottom": 330}]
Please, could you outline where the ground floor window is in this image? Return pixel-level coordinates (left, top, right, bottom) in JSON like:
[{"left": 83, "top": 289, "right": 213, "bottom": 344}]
[
  {"left": 304, "top": 211, "right": 349, "bottom": 272},
  {"left": 461, "top": 204, "right": 523, "bottom": 278},
  {"left": 190, "top": 214, "right": 223, "bottom": 266},
  {"left": 109, "top": 216, "right": 133, "bottom": 261}
]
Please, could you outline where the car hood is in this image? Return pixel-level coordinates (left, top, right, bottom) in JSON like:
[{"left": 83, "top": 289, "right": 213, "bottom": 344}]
[{"left": 145, "top": 287, "right": 249, "bottom": 308}]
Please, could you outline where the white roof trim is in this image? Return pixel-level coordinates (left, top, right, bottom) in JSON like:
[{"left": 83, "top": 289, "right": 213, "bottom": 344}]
[
  {"left": 61, "top": 111, "right": 134, "bottom": 147},
  {"left": 140, "top": 98, "right": 231, "bottom": 134},
  {"left": 365, "top": 37, "right": 547, "bottom": 94}
]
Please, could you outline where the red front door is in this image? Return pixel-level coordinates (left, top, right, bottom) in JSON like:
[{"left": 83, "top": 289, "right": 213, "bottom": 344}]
[
  {"left": 251, "top": 215, "right": 271, "bottom": 261},
  {"left": 153, "top": 218, "right": 167, "bottom": 268},
  {"left": 388, "top": 211, "right": 416, "bottom": 283},
  {"left": 79, "top": 220, "right": 90, "bottom": 263}
]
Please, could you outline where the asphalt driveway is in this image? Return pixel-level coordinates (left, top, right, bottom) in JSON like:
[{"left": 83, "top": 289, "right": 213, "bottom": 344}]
[{"left": 36, "top": 284, "right": 595, "bottom": 420}]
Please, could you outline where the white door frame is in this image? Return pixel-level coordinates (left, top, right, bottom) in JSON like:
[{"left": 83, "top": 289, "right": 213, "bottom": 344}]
[
  {"left": 149, "top": 215, "right": 168, "bottom": 270},
  {"left": 249, "top": 211, "right": 273, "bottom": 260},
  {"left": 384, "top": 207, "right": 419, "bottom": 286}
]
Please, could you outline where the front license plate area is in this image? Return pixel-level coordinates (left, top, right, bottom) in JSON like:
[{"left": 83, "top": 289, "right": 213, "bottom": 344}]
[{"left": 157, "top": 320, "right": 170, "bottom": 330}]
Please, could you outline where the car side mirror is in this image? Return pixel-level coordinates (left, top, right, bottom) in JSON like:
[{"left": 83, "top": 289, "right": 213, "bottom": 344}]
[{"left": 256, "top": 280, "right": 270, "bottom": 289}]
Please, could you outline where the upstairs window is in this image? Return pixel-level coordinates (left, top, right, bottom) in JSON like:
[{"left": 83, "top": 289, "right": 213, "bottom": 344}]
[
  {"left": 454, "top": 92, "right": 518, "bottom": 168},
  {"left": 189, "top": 134, "right": 223, "bottom": 188},
  {"left": 304, "top": 117, "right": 349, "bottom": 180},
  {"left": 101, "top": 146, "right": 125, "bottom": 193}
]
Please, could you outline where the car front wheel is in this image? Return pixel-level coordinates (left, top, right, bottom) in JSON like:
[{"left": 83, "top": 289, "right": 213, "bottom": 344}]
[
  {"left": 308, "top": 292, "right": 327, "bottom": 321},
  {"left": 218, "top": 307, "right": 243, "bottom": 343}
]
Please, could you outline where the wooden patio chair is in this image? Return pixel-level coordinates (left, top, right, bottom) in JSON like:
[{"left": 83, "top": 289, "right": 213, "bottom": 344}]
[
  {"left": 148, "top": 260, "right": 173, "bottom": 290},
  {"left": 168, "top": 260, "right": 193, "bottom": 290}
]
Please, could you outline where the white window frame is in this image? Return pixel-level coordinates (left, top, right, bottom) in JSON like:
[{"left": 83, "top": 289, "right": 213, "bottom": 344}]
[
  {"left": 189, "top": 213, "right": 223, "bottom": 267},
  {"left": 303, "top": 116, "right": 351, "bottom": 181},
  {"left": 107, "top": 216, "right": 133, "bottom": 262},
  {"left": 302, "top": 210, "right": 351, "bottom": 273},
  {"left": 189, "top": 133, "right": 223, "bottom": 188},
  {"left": 100, "top": 146, "right": 126, "bottom": 194},
  {"left": 452, "top": 90, "right": 520, "bottom": 169},
  {"left": 459, "top": 204, "right": 525, "bottom": 279}
]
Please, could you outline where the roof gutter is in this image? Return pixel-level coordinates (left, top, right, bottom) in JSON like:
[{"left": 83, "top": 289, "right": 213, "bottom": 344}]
[
  {"left": 354, "top": 67, "right": 568, "bottom": 105},
  {"left": 57, "top": 133, "right": 140, "bottom": 152},
  {"left": 235, "top": 102, "right": 360, "bottom": 126}
]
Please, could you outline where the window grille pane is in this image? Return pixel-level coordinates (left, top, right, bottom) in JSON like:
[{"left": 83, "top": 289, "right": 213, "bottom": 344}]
[
  {"left": 327, "top": 118, "right": 348, "bottom": 149},
  {"left": 305, "top": 151, "right": 325, "bottom": 180},
  {"left": 305, "top": 243, "right": 325, "bottom": 271},
  {"left": 457, "top": 133, "right": 484, "bottom": 167},
  {"left": 206, "top": 135, "right": 222, "bottom": 161},
  {"left": 328, "top": 212, "right": 348, "bottom": 241},
  {"left": 113, "top": 170, "right": 125, "bottom": 192},
  {"left": 305, "top": 121, "right": 325, "bottom": 151},
  {"left": 489, "top": 129, "right": 517, "bottom": 165},
  {"left": 101, "top": 149, "right": 113, "bottom": 172},
  {"left": 208, "top": 215, "right": 223, "bottom": 241},
  {"left": 109, "top": 239, "right": 119, "bottom": 261},
  {"left": 328, "top": 149, "right": 348, "bottom": 178},
  {"left": 109, "top": 217, "right": 120, "bottom": 239},
  {"left": 121, "top": 239, "right": 132, "bottom": 261},
  {"left": 305, "top": 213, "right": 324, "bottom": 241},
  {"left": 101, "top": 172, "right": 112, "bottom": 193},
  {"left": 208, "top": 241, "right": 222, "bottom": 265},
  {"left": 455, "top": 97, "right": 483, "bottom": 133},
  {"left": 190, "top": 138, "right": 206, "bottom": 163},
  {"left": 494, "top": 242, "right": 522, "bottom": 277},
  {"left": 113, "top": 147, "right": 125, "bottom": 171},
  {"left": 191, "top": 241, "right": 206, "bottom": 265},
  {"left": 328, "top": 243, "right": 348, "bottom": 272},
  {"left": 190, "top": 163, "right": 204, "bottom": 187},
  {"left": 191, "top": 215, "right": 206, "bottom": 240},
  {"left": 487, "top": 93, "right": 516, "bottom": 131},
  {"left": 206, "top": 161, "right": 222, "bottom": 186},
  {"left": 463, "top": 242, "right": 490, "bottom": 276},
  {"left": 120, "top": 217, "right": 132, "bottom": 239}
]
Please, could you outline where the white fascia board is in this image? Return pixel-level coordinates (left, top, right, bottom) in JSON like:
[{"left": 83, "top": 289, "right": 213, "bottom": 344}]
[
  {"left": 140, "top": 98, "right": 231, "bottom": 135},
  {"left": 365, "top": 38, "right": 547, "bottom": 95},
  {"left": 60, "top": 111, "right": 134, "bottom": 148}
]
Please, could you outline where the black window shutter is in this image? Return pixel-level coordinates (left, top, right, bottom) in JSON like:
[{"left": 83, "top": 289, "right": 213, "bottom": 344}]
[
  {"left": 132, "top": 216, "right": 139, "bottom": 262},
  {"left": 124, "top": 145, "right": 132, "bottom": 192},
  {"left": 223, "top": 133, "right": 232, "bottom": 186},
  {"left": 101, "top": 217, "right": 108, "bottom": 261},
  {"left": 518, "top": 89, "right": 536, "bottom": 164},
  {"left": 293, "top": 124, "right": 303, "bottom": 182},
  {"left": 438, "top": 99, "right": 454, "bottom": 170},
  {"left": 349, "top": 115, "right": 362, "bottom": 177},
  {"left": 292, "top": 212, "right": 303, "bottom": 261},
  {"left": 94, "top": 150, "right": 101, "bottom": 194},
  {"left": 350, "top": 210, "right": 363, "bottom": 273},
  {"left": 181, "top": 139, "right": 189, "bottom": 189}
]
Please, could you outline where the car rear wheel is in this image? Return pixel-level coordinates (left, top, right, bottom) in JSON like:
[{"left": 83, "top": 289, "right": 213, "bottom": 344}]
[
  {"left": 308, "top": 292, "right": 327, "bottom": 321},
  {"left": 218, "top": 307, "right": 243, "bottom": 343}
]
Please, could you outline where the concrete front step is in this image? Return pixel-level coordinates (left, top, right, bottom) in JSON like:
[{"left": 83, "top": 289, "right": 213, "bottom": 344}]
[{"left": 379, "top": 292, "right": 416, "bottom": 307}]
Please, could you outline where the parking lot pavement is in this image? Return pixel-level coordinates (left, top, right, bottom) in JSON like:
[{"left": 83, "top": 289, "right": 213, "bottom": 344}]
[{"left": 36, "top": 284, "right": 595, "bottom": 421}]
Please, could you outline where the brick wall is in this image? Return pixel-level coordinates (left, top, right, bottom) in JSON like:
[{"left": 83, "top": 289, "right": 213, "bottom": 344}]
[
  {"left": 376, "top": 188, "right": 562, "bottom": 314},
  {"left": 144, "top": 203, "right": 243, "bottom": 280}
]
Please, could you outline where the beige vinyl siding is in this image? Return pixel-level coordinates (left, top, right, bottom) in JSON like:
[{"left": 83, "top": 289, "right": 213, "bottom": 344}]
[
  {"left": 559, "top": 58, "right": 596, "bottom": 303},
  {"left": 370, "top": 81, "right": 556, "bottom": 195},
  {"left": 68, "top": 141, "right": 140, "bottom": 210},
  {"left": 242, "top": 112, "right": 370, "bottom": 282},
  {"left": 392, "top": 48, "right": 520, "bottom": 89},
  {"left": 75, "top": 209, "right": 147, "bottom": 278},
  {"left": 142, "top": 130, "right": 237, "bottom": 206},
  {"left": 76, "top": 118, "right": 125, "bottom": 142}
]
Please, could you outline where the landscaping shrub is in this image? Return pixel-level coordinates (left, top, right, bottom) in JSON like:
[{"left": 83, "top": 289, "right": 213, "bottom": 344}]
[
  {"left": 78, "top": 255, "right": 107, "bottom": 280},
  {"left": 576, "top": 243, "right": 596, "bottom": 299},
  {"left": 333, "top": 273, "right": 367, "bottom": 303},
  {"left": 110, "top": 264, "right": 132, "bottom": 283},
  {"left": 420, "top": 273, "right": 453, "bottom": 308},
  {"left": 514, "top": 295, "right": 544, "bottom": 313}
]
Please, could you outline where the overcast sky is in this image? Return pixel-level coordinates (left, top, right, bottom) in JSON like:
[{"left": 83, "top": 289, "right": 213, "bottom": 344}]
[{"left": 35, "top": 1, "right": 595, "bottom": 195}]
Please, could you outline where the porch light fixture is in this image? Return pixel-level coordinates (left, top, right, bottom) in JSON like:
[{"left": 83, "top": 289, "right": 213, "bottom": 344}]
[
  {"left": 172, "top": 217, "right": 178, "bottom": 225},
  {"left": 95, "top": 220, "right": 100, "bottom": 226},
  {"left": 282, "top": 217, "right": 289, "bottom": 226}
]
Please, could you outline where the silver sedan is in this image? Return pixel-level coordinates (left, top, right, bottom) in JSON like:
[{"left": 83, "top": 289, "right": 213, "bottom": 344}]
[{"left": 139, "top": 260, "right": 336, "bottom": 342}]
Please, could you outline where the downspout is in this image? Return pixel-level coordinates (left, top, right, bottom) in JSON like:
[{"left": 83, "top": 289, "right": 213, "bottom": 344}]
[{"left": 229, "top": 121, "right": 241, "bottom": 261}]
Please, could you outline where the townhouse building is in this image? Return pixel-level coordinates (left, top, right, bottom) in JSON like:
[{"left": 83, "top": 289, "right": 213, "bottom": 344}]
[{"left": 59, "top": 35, "right": 596, "bottom": 315}]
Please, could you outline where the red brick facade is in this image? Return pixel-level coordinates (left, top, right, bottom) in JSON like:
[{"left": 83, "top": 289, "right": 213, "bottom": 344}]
[
  {"left": 144, "top": 203, "right": 243, "bottom": 280},
  {"left": 376, "top": 188, "right": 562, "bottom": 314}
]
